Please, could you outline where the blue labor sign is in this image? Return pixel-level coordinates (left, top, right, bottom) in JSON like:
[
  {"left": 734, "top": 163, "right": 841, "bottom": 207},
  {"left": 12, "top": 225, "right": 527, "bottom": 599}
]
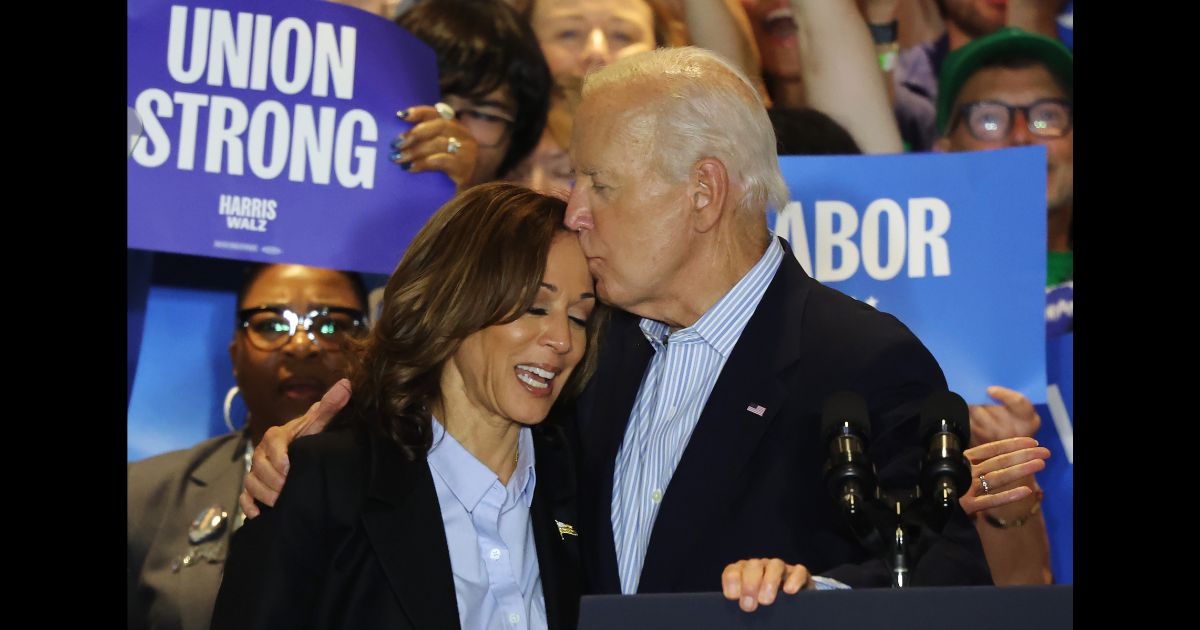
[
  {"left": 770, "top": 147, "right": 1048, "bottom": 404},
  {"left": 127, "top": 0, "right": 454, "bottom": 273}
]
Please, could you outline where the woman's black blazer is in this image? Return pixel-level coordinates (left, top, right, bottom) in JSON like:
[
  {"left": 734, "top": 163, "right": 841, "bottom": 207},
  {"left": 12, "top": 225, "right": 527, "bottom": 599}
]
[{"left": 211, "top": 418, "right": 581, "bottom": 630}]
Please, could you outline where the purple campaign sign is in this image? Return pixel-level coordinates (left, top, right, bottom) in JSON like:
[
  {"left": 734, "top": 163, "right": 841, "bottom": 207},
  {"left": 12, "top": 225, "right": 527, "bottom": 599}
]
[
  {"left": 128, "top": 0, "right": 455, "bottom": 274},
  {"left": 769, "top": 147, "right": 1048, "bottom": 404}
]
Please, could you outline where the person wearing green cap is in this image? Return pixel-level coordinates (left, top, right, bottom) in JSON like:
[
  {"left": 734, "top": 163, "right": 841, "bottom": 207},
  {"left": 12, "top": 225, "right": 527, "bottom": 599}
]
[
  {"left": 887, "top": 0, "right": 1066, "bottom": 152},
  {"left": 932, "top": 26, "right": 1073, "bottom": 586}
]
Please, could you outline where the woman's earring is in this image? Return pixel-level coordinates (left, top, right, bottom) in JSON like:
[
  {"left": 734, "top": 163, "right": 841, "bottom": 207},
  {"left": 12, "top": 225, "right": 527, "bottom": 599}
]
[{"left": 223, "top": 385, "right": 242, "bottom": 432}]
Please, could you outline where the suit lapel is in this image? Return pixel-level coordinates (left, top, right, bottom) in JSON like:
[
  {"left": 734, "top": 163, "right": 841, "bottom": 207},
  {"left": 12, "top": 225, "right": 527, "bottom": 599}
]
[
  {"left": 181, "top": 434, "right": 247, "bottom": 630},
  {"left": 578, "top": 310, "right": 654, "bottom": 593},
  {"left": 189, "top": 431, "right": 249, "bottom": 489},
  {"left": 360, "top": 430, "right": 461, "bottom": 630},
  {"left": 638, "top": 245, "right": 813, "bottom": 592},
  {"left": 530, "top": 425, "right": 581, "bottom": 630}
]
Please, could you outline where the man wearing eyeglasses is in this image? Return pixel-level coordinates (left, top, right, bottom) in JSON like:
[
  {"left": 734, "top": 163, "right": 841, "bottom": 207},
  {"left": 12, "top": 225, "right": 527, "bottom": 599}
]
[
  {"left": 932, "top": 27, "right": 1073, "bottom": 586},
  {"left": 935, "top": 27, "right": 1073, "bottom": 251}
]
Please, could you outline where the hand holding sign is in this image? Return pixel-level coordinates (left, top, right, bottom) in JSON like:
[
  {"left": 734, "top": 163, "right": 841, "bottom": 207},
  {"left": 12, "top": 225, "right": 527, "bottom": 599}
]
[
  {"left": 128, "top": 107, "right": 143, "bottom": 157},
  {"left": 392, "top": 104, "right": 480, "bottom": 191}
]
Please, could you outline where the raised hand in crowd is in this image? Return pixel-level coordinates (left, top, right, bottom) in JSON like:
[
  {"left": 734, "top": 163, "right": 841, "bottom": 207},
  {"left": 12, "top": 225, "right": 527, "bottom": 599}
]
[
  {"left": 857, "top": 0, "right": 900, "bottom": 104},
  {"left": 391, "top": 104, "right": 482, "bottom": 191},
  {"left": 390, "top": 0, "right": 551, "bottom": 190},
  {"left": 676, "top": 0, "right": 762, "bottom": 95},
  {"left": 969, "top": 385, "right": 1040, "bottom": 446},
  {"left": 786, "top": 0, "right": 904, "bottom": 153}
]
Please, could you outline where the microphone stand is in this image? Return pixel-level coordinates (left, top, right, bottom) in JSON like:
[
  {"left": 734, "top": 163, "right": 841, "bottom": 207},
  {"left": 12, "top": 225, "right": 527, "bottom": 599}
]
[
  {"left": 874, "top": 490, "right": 919, "bottom": 589},
  {"left": 829, "top": 390, "right": 973, "bottom": 588}
]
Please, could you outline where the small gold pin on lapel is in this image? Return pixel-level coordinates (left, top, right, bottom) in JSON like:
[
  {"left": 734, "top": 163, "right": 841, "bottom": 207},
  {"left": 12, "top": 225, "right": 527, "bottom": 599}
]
[{"left": 555, "top": 520, "right": 578, "bottom": 540}]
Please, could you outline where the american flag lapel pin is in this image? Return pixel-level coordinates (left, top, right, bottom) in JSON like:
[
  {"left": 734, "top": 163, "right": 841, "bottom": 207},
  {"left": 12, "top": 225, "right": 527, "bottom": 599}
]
[
  {"left": 746, "top": 404, "right": 766, "bottom": 417},
  {"left": 556, "top": 520, "right": 578, "bottom": 540}
]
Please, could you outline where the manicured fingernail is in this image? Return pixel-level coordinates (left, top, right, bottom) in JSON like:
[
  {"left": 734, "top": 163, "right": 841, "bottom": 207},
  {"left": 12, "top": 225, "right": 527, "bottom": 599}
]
[
  {"left": 396, "top": 108, "right": 411, "bottom": 119},
  {"left": 399, "top": 161, "right": 412, "bottom": 171},
  {"left": 389, "top": 151, "right": 401, "bottom": 161}
]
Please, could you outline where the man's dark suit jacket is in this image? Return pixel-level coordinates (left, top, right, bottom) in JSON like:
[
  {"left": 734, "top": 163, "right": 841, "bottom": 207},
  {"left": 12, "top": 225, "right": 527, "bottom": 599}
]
[
  {"left": 211, "top": 420, "right": 582, "bottom": 630},
  {"left": 570, "top": 239, "right": 992, "bottom": 594}
]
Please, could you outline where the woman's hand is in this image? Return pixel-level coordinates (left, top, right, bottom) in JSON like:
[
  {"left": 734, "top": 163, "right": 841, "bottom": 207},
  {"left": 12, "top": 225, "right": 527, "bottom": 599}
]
[
  {"left": 392, "top": 104, "right": 480, "bottom": 191},
  {"left": 959, "top": 436, "right": 1050, "bottom": 516}
]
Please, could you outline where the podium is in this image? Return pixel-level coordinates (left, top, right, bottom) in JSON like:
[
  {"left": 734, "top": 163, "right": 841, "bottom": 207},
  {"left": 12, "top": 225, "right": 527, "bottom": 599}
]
[{"left": 578, "top": 585, "right": 1071, "bottom": 629}]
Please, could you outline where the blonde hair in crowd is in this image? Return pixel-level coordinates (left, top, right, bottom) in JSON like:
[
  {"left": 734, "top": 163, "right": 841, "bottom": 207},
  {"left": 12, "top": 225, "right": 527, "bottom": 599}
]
[{"left": 581, "top": 46, "right": 790, "bottom": 215}]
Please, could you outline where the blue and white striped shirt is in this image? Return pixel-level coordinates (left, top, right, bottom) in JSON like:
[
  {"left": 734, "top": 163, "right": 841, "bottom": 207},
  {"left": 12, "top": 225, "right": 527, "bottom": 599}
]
[{"left": 611, "top": 237, "right": 784, "bottom": 594}]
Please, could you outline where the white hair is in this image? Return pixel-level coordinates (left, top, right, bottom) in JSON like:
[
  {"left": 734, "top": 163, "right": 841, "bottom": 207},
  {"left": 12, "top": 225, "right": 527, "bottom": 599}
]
[{"left": 581, "top": 46, "right": 790, "bottom": 214}]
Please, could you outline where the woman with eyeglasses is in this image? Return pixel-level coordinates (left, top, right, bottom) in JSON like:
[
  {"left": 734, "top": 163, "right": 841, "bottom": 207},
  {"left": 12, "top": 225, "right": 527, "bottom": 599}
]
[
  {"left": 389, "top": 0, "right": 552, "bottom": 191},
  {"left": 211, "top": 183, "right": 602, "bottom": 630},
  {"left": 128, "top": 264, "right": 369, "bottom": 630}
]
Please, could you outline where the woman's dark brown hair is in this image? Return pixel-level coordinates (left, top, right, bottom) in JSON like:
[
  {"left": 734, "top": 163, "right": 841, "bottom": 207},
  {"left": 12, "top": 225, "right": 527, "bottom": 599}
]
[{"left": 336, "top": 182, "right": 605, "bottom": 459}]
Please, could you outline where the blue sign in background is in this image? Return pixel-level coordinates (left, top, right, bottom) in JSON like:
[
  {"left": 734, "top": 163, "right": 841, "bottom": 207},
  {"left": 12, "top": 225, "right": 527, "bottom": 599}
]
[
  {"left": 1037, "top": 330, "right": 1073, "bottom": 583},
  {"left": 127, "top": 282, "right": 239, "bottom": 461},
  {"left": 127, "top": 0, "right": 455, "bottom": 274},
  {"left": 770, "top": 147, "right": 1048, "bottom": 404}
]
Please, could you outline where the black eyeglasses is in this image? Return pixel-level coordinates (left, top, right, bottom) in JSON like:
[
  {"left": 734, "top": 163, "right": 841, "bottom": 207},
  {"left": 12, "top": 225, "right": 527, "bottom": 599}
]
[
  {"left": 237, "top": 306, "right": 367, "bottom": 352},
  {"left": 455, "top": 107, "right": 515, "bottom": 148},
  {"left": 951, "top": 98, "right": 1073, "bottom": 142}
]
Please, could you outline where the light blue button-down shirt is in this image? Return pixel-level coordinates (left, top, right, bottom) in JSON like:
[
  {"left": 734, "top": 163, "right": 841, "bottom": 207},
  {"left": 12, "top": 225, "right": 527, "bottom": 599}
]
[
  {"left": 428, "top": 419, "right": 547, "bottom": 630},
  {"left": 610, "top": 237, "right": 847, "bottom": 594}
]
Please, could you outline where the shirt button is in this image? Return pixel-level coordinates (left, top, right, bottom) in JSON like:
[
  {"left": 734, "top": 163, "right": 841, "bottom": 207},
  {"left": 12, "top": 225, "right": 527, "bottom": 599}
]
[
  {"left": 508, "top": 612, "right": 520, "bottom": 624},
  {"left": 490, "top": 548, "right": 502, "bottom": 560},
  {"left": 650, "top": 489, "right": 663, "bottom": 503}
]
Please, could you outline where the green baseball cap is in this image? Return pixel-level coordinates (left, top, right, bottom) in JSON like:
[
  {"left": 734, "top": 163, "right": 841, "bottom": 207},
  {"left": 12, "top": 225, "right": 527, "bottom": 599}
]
[{"left": 936, "top": 27, "right": 1073, "bottom": 135}]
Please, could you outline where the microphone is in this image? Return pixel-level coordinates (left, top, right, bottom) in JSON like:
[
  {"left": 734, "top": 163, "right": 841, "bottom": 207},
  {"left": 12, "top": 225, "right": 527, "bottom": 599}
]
[
  {"left": 821, "top": 391, "right": 876, "bottom": 521},
  {"left": 918, "top": 390, "right": 973, "bottom": 512}
]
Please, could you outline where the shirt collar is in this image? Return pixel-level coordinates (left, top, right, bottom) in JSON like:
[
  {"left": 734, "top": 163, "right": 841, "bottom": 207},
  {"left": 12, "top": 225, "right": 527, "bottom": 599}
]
[
  {"left": 639, "top": 235, "right": 784, "bottom": 359},
  {"left": 427, "top": 417, "right": 537, "bottom": 512}
]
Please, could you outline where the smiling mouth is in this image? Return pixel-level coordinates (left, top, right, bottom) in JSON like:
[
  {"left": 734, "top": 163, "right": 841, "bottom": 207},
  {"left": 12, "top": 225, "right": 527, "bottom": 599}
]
[{"left": 515, "top": 364, "right": 559, "bottom": 394}]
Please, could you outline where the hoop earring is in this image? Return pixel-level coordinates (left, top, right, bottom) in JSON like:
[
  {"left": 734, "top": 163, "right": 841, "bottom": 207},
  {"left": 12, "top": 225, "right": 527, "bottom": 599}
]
[{"left": 224, "top": 385, "right": 242, "bottom": 432}]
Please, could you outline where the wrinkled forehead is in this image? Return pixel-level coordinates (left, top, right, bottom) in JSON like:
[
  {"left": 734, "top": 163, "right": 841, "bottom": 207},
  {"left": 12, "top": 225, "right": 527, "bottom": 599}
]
[{"left": 571, "top": 87, "right": 660, "bottom": 165}]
